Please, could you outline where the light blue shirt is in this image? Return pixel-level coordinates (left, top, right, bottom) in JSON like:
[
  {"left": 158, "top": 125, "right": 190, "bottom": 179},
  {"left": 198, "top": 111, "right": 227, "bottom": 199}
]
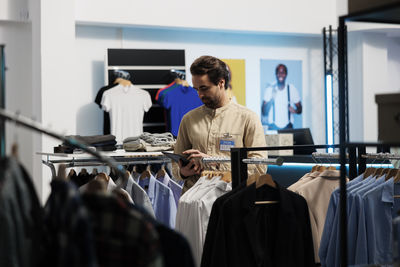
[
  {"left": 393, "top": 215, "right": 400, "bottom": 264},
  {"left": 328, "top": 175, "right": 384, "bottom": 266},
  {"left": 354, "top": 178, "right": 396, "bottom": 265},
  {"left": 354, "top": 178, "right": 400, "bottom": 265},
  {"left": 139, "top": 174, "right": 177, "bottom": 228},
  {"left": 156, "top": 173, "right": 183, "bottom": 207},
  {"left": 347, "top": 175, "right": 386, "bottom": 265},
  {"left": 319, "top": 174, "right": 364, "bottom": 266}
]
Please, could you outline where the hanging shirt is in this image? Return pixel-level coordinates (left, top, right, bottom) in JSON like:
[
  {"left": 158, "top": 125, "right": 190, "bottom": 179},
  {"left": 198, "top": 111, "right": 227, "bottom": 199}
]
[
  {"left": 44, "top": 179, "right": 97, "bottom": 267},
  {"left": 120, "top": 173, "right": 135, "bottom": 196},
  {"left": 202, "top": 182, "right": 315, "bottom": 267},
  {"left": 82, "top": 194, "right": 164, "bottom": 267},
  {"left": 319, "top": 173, "right": 364, "bottom": 266},
  {"left": 159, "top": 84, "right": 203, "bottom": 136},
  {"left": 156, "top": 172, "right": 183, "bottom": 207},
  {"left": 0, "top": 158, "right": 44, "bottom": 267},
  {"left": 319, "top": 173, "right": 378, "bottom": 267},
  {"left": 94, "top": 83, "right": 119, "bottom": 134},
  {"left": 130, "top": 179, "right": 155, "bottom": 218},
  {"left": 294, "top": 170, "right": 346, "bottom": 263},
  {"left": 155, "top": 81, "right": 177, "bottom": 101},
  {"left": 139, "top": 175, "right": 177, "bottom": 228},
  {"left": 327, "top": 175, "right": 376, "bottom": 267},
  {"left": 287, "top": 171, "right": 320, "bottom": 191},
  {"left": 354, "top": 178, "right": 400, "bottom": 265},
  {"left": 101, "top": 84, "right": 152, "bottom": 143},
  {"left": 347, "top": 175, "right": 386, "bottom": 265},
  {"left": 132, "top": 172, "right": 140, "bottom": 183},
  {"left": 195, "top": 179, "right": 232, "bottom": 266},
  {"left": 176, "top": 176, "right": 231, "bottom": 267},
  {"left": 175, "top": 176, "right": 209, "bottom": 233}
]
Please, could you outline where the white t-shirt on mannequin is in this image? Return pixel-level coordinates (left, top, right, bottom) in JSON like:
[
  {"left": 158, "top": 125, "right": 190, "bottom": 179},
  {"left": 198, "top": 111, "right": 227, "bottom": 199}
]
[
  {"left": 101, "top": 84, "right": 152, "bottom": 143},
  {"left": 263, "top": 82, "right": 300, "bottom": 128}
]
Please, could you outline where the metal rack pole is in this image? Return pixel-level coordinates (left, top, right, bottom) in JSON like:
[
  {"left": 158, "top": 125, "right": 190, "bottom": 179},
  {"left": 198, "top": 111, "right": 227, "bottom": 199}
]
[
  {"left": 0, "top": 45, "right": 5, "bottom": 157},
  {"left": 349, "top": 146, "right": 357, "bottom": 179},
  {"left": 338, "top": 15, "right": 348, "bottom": 266},
  {"left": 231, "top": 147, "right": 247, "bottom": 189}
]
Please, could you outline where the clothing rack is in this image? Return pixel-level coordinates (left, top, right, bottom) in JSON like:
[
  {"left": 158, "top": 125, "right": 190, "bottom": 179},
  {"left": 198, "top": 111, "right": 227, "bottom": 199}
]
[
  {"left": 230, "top": 144, "right": 341, "bottom": 189},
  {"left": 202, "top": 156, "right": 284, "bottom": 165},
  {"left": 42, "top": 158, "right": 171, "bottom": 179},
  {"left": 231, "top": 143, "right": 400, "bottom": 265},
  {"left": 312, "top": 152, "right": 347, "bottom": 159},
  {"left": 361, "top": 152, "right": 400, "bottom": 160},
  {"left": 0, "top": 108, "right": 126, "bottom": 179},
  {"left": 39, "top": 151, "right": 171, "bottom": 179}
]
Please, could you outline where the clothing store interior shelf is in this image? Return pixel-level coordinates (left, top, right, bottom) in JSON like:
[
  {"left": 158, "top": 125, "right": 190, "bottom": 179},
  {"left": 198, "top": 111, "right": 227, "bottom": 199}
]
[{"left": 342, "top": 2, "right": 400, "bottom": 24}]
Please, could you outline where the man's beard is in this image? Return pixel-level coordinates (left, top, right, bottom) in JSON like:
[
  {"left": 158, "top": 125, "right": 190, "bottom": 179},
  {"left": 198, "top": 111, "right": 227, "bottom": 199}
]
[{"left": 201, "top": 97, "right": 219, "bottom": 109}]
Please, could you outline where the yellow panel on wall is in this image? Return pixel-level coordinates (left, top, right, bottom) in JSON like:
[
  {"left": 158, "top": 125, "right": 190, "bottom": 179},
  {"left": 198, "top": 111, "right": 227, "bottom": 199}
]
[{"left": 221, "top": 59, "right": 246, "bottom": 106}]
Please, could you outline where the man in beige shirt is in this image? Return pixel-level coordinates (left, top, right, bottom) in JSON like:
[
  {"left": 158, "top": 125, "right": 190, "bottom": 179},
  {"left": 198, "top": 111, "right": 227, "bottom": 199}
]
[{"left": 174, "top": 55, "right": 267, "bottom": 193}]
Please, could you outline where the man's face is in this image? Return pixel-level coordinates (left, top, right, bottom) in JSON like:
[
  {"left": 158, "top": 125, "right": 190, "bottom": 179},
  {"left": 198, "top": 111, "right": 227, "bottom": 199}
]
[
  {"left": 276, "top": 66, "right": 287, "bottom": 83},
  {"left": 192, "top": 74, "right": 224, "bottom": 109}
]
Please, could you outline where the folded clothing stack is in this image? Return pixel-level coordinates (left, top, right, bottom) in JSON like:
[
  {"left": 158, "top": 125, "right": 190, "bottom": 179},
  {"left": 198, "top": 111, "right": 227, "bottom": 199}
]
[
  {"left": 123, "top": 132, "right": 175, "bottom": 152},
  {"left": 54, "top": 134, "right": 117, "bottom": 153}
]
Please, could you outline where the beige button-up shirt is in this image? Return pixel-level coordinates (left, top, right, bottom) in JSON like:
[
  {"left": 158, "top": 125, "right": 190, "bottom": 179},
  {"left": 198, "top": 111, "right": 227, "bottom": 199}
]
[
  {"left": 294, "top": 170, "right": 349, "bottom": 263},
  {"left": 173, "top": 101, "right": 267, "bottom": 193}
]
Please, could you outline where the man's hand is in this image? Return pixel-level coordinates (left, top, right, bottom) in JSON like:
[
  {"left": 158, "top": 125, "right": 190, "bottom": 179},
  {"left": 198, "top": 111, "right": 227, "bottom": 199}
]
[
  {"left": 289, "top": 106, "right": 297, "bottom": 114},
  {"left": 178, "top": 149, "right": 209, "bottom": 177},
  {"left": 289, "top": 102, "right": 302, "bottom": 114}
]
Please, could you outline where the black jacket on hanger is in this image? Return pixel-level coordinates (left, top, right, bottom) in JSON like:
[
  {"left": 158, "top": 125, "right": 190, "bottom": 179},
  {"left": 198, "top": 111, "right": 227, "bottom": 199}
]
[
  {"left": 202, "top": 182, "right": 315, "bottom": 267},
  {"left": 201, "top": 183, "right": 247, "bottom": 267}
]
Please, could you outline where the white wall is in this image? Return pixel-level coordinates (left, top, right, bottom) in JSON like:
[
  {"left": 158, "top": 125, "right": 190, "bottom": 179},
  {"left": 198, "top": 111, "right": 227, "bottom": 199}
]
[
  {"left": 0, "top": 0, "right": 29, "bottom": 22},
  {"left": 75, "top": 25, "right": 326, "bottom": 145},
  {"left": 75, "top": 0, "right": 337, "bottom": 35},
  {"left": 348, "top": 27, "right": 400, "bottom": 143},
  {"left": 336, "top": 0, "right": 348, "bottom": 17}
]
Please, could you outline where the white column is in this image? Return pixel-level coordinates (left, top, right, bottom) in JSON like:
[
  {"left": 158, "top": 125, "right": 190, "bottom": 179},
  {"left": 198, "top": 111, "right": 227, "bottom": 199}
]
[{"left": 32, "top": 0, "right": 76, "bottom": 203}]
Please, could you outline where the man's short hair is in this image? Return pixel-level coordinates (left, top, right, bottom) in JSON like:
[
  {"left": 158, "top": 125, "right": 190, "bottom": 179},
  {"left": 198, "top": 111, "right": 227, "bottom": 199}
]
[
  {"left": 190, "top": 56, "right": 230, "bottom": 89},
  {"left": 275, "top": 64, "right": 288, "bottom": 75}
]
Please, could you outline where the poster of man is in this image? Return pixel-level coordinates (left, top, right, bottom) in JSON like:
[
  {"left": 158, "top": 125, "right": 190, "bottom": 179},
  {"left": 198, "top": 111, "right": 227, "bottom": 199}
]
[{"left": 260, "top": 59, "right": 302, "bottom": 130}]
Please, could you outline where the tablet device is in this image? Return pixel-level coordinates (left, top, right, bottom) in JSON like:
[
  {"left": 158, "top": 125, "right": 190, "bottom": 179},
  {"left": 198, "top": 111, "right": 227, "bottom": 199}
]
[{"left": 162, "top": 151, "right": 190, "bottom": 166}]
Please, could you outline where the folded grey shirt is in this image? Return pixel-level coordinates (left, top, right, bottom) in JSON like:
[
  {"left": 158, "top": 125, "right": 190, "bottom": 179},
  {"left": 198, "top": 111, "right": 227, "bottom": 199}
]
[{"left": 123, "top": 132, "right": 175, "bottom": 147}]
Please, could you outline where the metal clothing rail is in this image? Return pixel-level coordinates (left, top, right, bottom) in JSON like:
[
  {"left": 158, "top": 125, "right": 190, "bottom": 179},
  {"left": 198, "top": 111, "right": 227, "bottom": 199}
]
[
  {"left": 202, "top": 156, "right": 284, "bottom": 166},
  {"left": 41, "top": 158, "right": 171, "bottom": 179},
  {"left": 0, "top": 108, "right": 126, "bottom": 179},
  {"left": 312, "top": 152, "right": 348, "bottom": 159},
  {"left": 230, "top": 144, "right": 341, "bottom": 189},
  {"left": 361, "top": 152, "right": 400, "bottom": 160}
]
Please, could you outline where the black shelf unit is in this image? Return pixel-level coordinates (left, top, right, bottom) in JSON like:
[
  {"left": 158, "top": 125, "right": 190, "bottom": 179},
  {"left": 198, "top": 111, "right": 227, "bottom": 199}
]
[
  {"left": 338, "top": 4, "right": 400, "bottom": 266},
  {"left": 106, "top": 49, "right": 186, "bottom": 134}
]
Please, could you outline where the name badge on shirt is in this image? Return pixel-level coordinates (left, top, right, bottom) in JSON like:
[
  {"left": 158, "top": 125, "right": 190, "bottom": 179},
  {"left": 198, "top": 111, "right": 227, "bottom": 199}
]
[{"left": 219, "top": 133, "right": 235, "bottom": 151}]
